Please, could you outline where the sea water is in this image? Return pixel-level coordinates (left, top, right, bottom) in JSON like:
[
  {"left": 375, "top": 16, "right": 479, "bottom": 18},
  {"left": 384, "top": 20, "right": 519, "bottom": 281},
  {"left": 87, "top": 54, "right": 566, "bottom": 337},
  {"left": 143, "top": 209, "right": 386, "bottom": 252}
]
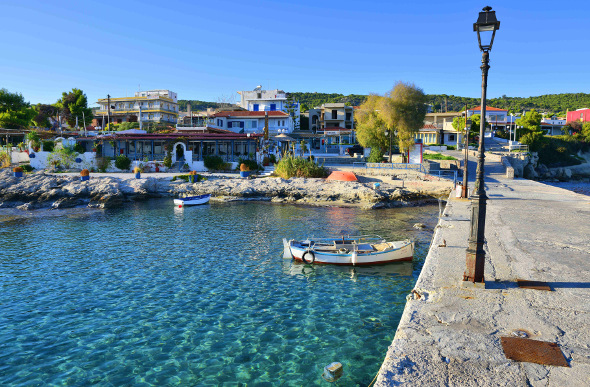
[{"left": 0, "top": 200, "right": 438, "bottom": 386}]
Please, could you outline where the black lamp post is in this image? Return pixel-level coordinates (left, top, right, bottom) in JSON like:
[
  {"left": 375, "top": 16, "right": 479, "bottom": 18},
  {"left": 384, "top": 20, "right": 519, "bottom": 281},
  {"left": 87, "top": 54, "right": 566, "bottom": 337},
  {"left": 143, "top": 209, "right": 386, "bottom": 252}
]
[{"left": 464, "top": 6, "right": 500, "bottom": 283}]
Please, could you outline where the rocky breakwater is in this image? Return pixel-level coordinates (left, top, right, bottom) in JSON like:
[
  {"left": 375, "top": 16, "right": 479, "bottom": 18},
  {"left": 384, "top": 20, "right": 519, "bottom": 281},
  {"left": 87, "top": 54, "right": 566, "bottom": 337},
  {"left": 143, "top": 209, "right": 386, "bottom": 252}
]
[{"left": 0, "top": 169, "right": 452, "bottom": 210}]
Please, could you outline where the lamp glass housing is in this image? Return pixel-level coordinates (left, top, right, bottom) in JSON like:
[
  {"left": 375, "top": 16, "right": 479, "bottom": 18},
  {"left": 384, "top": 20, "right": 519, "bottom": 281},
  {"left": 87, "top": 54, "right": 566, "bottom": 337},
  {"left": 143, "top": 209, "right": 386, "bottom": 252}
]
[{"left": 473, "top": 7, "right": 500, "bottom": 51}]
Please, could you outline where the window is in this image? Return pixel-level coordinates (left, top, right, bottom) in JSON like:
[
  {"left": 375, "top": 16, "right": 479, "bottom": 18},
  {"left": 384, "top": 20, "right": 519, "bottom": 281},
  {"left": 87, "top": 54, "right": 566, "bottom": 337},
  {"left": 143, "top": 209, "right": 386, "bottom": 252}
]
[
  {"left": 346, "top": 112, "right": 351, "bottom": 121},
  {"left": 251, "top": 121, "right": 257, "bottom": 129},
  {"left": 253, "top": 104, "right": 259, "bottom": 111},
  {"left": 257, "top": 93, "right": 262, "bottom": 99},
  {"left": 332, "top": 110, "right": 337, "bottom": 119},
  {"left": 449, "top": 134, "right": 455, "bottom": 141},
  {"left": 270, "top": 104, "right": 276, "bottom": 111}
]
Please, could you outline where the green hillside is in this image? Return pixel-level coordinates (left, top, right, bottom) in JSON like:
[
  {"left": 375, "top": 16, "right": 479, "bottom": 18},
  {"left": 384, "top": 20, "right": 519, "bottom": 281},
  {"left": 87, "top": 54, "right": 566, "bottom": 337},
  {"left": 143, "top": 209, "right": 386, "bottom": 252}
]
[{"left": 178, "top": 92, "right": 590, "bottom": 117}]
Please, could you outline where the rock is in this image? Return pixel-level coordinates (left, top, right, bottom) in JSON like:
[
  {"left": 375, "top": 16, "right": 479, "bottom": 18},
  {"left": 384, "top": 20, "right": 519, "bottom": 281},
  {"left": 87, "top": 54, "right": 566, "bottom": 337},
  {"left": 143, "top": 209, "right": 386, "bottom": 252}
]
[
  {"left": 413, "top": 223, "right": 426, "bottom": 229},
  {"left": 523, "top": 164, "right": 538, "bottom": 179}
]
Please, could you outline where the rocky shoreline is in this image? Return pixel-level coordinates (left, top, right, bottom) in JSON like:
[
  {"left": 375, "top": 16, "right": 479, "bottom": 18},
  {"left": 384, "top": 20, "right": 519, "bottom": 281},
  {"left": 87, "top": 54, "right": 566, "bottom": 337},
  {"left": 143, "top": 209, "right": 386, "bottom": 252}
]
[{"left": 0, "top": 169, "right": 453, "bottom": 211}]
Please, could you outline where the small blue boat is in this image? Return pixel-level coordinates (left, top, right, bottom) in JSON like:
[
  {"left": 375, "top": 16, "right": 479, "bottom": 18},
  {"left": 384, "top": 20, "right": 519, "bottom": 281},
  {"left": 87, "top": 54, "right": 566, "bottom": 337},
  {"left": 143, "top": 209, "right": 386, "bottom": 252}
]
[{"left": 174, "top": 194, "right": 211, "bottom": 207}]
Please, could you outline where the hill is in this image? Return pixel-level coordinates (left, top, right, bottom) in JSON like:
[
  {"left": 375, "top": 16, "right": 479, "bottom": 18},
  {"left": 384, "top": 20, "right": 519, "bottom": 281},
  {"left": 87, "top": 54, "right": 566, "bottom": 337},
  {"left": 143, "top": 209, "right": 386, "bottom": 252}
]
[{"left": 178, "top": 92, "right": 590, "bottom": 117}]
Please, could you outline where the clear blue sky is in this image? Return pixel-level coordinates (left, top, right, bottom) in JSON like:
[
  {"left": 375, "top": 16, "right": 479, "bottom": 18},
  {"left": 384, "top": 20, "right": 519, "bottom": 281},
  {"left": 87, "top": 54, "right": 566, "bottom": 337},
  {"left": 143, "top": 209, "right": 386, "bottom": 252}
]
[{"left": 1, "top": 0, "right": 589, "bottom": 106}]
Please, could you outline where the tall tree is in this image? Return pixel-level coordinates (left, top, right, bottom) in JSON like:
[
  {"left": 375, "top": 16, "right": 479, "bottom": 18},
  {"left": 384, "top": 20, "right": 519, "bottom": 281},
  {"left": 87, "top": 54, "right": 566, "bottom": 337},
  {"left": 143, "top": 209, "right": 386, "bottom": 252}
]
[
  {"left": 0, "top": 88, "right": 36, "bottom": 129},
  {"left": 55, "top": 88, "right": 93, "bottom": 128},
  {"left": 355, "top": 82, "right": 427, "bottom": 159},
  {"left": 515, "top": 109, "right": 542, "bottom": 134},
  {"left": 32, "top": 103, "right": 56, "bottom": 128}
]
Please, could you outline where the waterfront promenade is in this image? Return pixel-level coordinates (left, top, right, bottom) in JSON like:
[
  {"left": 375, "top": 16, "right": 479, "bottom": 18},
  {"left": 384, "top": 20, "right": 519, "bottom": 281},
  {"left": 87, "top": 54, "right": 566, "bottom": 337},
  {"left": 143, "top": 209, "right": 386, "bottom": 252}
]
[{"left": 375, "top": 150, "right": 590, "bottom": 385}]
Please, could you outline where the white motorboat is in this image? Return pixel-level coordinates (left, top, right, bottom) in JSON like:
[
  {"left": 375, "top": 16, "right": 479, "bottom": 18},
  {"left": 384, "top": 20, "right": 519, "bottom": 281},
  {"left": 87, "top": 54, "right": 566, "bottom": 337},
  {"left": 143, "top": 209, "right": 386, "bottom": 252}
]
[
  {"left": 283, "top": 235, "right": 414, "bottom": 266},
  {"left": 174, "top": 194, "right": 211, "bottom": 207}
]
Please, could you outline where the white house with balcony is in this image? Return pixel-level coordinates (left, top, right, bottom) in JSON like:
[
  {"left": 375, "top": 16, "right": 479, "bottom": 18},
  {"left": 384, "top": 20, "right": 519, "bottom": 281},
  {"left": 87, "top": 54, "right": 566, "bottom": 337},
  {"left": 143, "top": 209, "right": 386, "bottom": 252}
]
[
  {"left": 466, "top": 106, "right": 507, "bottom": 135},
  {"left": 209, "top": 110, "right": 292, "bottom": 135},
  {"left": 237, "top": 87, "right": 299, "bottom": 131},
  {"left": 94, "top": 89, "right": 179, "bottom": 127}
]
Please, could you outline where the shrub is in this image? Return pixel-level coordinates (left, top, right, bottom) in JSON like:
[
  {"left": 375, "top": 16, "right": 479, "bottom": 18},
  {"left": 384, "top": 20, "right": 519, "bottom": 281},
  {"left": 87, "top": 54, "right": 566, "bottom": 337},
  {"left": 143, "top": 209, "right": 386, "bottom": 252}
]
[
  {"left": 172, "top": 174, "right": 206, "bottom": 182},
  {"left": 73, "top": 143, "right": 85, "bottom": 154},
  {"left": 80, "top": 169, "right": 90, "bottom": 177},
  {"left": 269, "top": 154, "right": 277, "bottom": 164},
  {"left": 47, "top": 147, "right": 77, "bottom": 169},
  {"left": 21, "top": 164, "right": 34, "bottom": 172},
  {"left": 13, "top": 166, "right": 23, "bottom": 172},
  {"left": 274, "top": 155, "right": 329, "bottom": 179},
  {"left": 0, "top": 151, "right": 10, "bottom": 168},
  {"left": 115, "top": 155, "right": 132, "bottom": 171},
  {"left": 163, "top": 147, "right": 173, "bottom": 169},
  {"left": 262, "top": 156, "right": 270, "bottom": 166},
  {"left": 42, "top": 140, "right": 55, "bottom": 152},
  {"left": 367, "top": 148, "right": 384, "bottom": 163},
  {"left": 95, "top": 157, "right": 111, "bottom": 172},
  {"left": 238, "top": 158, "right": 260, "bottom": 172},
  {"left": 446, "top": 145, "right": 456, "bottom": 150},
  {"left": 204, "top": 155, "right": 226, "bottom": 171}
]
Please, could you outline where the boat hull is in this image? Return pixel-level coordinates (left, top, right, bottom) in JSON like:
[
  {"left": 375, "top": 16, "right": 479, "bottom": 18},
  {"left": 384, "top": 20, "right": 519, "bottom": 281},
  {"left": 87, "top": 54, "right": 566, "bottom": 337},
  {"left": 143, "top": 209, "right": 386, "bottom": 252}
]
[
  {"left": 174, "top": 194, "right": 211, "bottom": 206},
  {"left": 284, "top": 239, "right": 414, "bottom": 266}
]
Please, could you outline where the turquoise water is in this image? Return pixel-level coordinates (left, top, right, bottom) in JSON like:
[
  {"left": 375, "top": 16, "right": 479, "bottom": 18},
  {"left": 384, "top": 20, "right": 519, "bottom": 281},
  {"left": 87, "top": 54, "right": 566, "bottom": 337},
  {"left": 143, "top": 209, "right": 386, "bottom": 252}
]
[{"left": 0, "top": 201, "right": 438, "bottom": 386}]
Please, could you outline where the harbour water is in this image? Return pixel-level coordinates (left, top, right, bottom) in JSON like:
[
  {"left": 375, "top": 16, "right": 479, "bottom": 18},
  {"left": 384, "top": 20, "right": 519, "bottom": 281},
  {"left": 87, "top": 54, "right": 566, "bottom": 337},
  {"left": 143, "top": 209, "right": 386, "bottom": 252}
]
[{"left": 0, "top": 201, "right": 439, "bottom": 385}]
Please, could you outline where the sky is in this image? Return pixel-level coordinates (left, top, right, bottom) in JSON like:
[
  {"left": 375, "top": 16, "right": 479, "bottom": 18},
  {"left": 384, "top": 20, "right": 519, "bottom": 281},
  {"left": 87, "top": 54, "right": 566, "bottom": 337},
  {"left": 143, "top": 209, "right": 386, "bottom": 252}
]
[{"left": 1, "top": 0, "right": 589, "bottom": 106}]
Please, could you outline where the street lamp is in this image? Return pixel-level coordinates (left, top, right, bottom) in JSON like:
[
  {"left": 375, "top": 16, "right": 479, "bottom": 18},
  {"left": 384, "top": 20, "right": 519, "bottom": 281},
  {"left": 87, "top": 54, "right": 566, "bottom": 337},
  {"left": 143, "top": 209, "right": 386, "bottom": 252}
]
[{"left": 464, "top": 6, "right": 500, "bottom": 283}]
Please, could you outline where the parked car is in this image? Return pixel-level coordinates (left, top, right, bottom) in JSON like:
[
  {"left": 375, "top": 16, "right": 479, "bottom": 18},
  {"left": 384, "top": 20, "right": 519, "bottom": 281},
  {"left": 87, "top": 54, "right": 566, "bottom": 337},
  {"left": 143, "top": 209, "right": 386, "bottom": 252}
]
[{"left": 345, "top": 144, "right": 364, "bottom": 156}]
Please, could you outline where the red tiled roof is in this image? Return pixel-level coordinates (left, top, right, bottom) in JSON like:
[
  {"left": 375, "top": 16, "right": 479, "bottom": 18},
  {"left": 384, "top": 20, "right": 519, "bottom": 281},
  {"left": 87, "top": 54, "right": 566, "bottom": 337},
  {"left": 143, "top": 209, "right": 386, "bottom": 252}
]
[
  {"left": 421, "top": 124, "right": 439, "bottom": 130},
  {"left": 212, "top": 111, "right": 289, "bottom": 118},
  {"left": 80, "top": 132, "right": 262, "bottom": 141},
  {"left": 469, "top": 106, "right": 507, "bottom": 112}
]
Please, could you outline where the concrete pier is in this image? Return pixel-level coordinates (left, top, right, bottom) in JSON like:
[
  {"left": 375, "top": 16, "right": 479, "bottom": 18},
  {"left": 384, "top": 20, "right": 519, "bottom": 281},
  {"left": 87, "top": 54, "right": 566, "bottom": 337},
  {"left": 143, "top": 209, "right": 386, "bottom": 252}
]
[{"left": 375, "top": 156, "right": 590, "bottom": 386}]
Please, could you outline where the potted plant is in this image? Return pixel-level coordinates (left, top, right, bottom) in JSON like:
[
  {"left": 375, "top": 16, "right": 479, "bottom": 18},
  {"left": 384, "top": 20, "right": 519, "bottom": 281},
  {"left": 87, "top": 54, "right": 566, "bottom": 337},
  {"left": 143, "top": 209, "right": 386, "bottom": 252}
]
[
  {"left": 188, "top": 170, "right": 198, "bottom": 183},
  {"left": 155, "top": 162, "right": 160, "bottom": 172},
  {"left": 240, "top": 163, "right": 250, "bottom": 178},
  {"left": 80, "top": 169, "right": 90, "bottom": 181},
  {"left": 13, "top": 166, "right": 23, "bottom": 178},
  {"left": 133, "top": 166, "right": 142, "bottom": 179}
]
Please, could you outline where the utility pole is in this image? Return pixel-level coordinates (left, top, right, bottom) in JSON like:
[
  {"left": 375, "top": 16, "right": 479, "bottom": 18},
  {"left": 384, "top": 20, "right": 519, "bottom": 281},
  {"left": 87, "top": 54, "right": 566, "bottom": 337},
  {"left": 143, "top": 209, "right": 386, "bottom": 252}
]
[
  {"left": 107, "top": 94, "right": 111, "bottom": 132},
  {"left": 461, "top": 105, "right": 470, "bottom": 198}
]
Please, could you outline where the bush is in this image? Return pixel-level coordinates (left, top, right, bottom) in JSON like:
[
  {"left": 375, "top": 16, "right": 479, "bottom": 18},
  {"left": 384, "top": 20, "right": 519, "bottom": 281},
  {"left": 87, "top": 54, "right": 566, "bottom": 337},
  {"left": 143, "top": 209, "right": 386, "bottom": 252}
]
[
  {"left": 274, "top": 155, "right": 329, "bottom": 179},
  {"left": 269, "top": 154, "right": 277, "bottom": 164},
  {"left": 73, "top": 143, "right": 85, "bottom": 154},
  {"left": 204, "top": 155, "right": 226, "bottom": 171},
  {"left": 95, "top": 157, "right": 111, "bottom": 172},
  {"left": 0, "top": 151, "right": 10, "bottom": 168},
  {"left": 367, "top": 148, "right": 384, "bottom": 163},
  {"left": 21, "top": 164, "right": 34, "bottom": 172},
  {"left": 47, "top": 147, "right": 76, "bottom": 169},
  {"left": 115, "top": 155, "right": 132, "bottom": 171},
  {"left": 172, "top": 174, "right": 207, "bottom": 182},
  {"left": 42, "top": 140, "right": 55, "bottom": 152},
  {"left": 446, "top": 145, "right": 456, "bottom": 150},
  {"left": 163, "top": 147, "right": 173, "bottom": 169},
  {"left": 238, "top": 158, "right": 260, "bottom": 172}
]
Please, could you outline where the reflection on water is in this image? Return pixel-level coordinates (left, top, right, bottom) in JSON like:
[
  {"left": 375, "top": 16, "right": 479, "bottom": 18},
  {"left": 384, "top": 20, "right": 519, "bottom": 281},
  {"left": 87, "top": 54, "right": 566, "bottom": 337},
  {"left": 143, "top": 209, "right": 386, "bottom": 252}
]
[
  {"left": 283, "top": 259, "right": 415, "bottom": 280},
  {"left": 0, "top": 200, "right": 438, "bottom": 386}
]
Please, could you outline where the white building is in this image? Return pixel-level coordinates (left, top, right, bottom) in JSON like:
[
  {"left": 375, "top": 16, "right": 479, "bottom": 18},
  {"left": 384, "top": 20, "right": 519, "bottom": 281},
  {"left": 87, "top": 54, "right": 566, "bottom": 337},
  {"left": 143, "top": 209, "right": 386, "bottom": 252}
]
[
  {"left": 237, "top": 87, "right": 299, "bottom": 132},
  {"left": 209, "top": 110, "right": 291, "bottom": 135},
  {"left": 95, "top": 89, "right": 179, "bottom": 127}
]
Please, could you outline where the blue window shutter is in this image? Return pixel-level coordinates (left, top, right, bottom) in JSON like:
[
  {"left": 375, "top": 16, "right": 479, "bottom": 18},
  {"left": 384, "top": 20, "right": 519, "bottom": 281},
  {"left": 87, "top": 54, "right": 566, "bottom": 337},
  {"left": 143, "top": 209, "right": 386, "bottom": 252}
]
[
  {"left": 253, "top": 104, "right": 259, "bottom": 111},
  {"left": 270, "top": 104, "right": 276, "bottom": 111},
  {"left": 240, "top": 121, "right": 244, "bottom": 128}
]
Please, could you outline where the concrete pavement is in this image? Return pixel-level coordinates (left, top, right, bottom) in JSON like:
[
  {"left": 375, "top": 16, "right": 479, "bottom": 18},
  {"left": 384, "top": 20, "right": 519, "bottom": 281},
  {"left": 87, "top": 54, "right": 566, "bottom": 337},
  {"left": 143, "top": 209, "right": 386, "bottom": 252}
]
[{"left": 375, "top": 146, "right": 590, "bottom": 386}]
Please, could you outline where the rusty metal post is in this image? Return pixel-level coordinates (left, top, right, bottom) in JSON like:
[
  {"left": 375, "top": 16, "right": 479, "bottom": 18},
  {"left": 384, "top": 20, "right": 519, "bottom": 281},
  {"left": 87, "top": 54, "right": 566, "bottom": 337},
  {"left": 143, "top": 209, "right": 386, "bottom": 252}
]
[{"left": 464, "top": 50, "right": 490, "bottom": 283}]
